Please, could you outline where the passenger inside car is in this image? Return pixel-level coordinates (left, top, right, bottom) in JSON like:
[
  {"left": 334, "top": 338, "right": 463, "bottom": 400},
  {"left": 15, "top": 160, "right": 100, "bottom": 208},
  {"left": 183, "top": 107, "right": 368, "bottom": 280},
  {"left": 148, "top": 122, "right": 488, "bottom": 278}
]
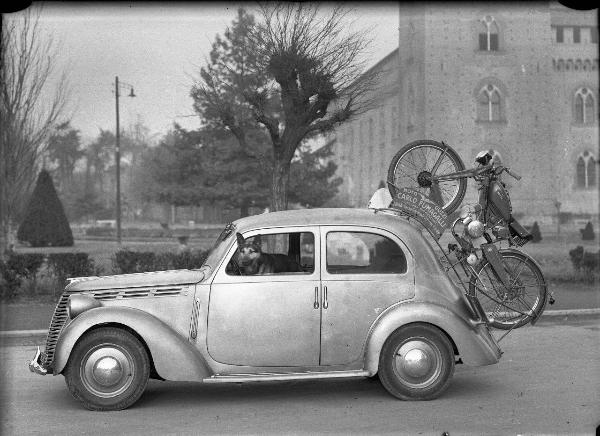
[{"left": 226, "top": 231, "right": 314, "bottom": 275}]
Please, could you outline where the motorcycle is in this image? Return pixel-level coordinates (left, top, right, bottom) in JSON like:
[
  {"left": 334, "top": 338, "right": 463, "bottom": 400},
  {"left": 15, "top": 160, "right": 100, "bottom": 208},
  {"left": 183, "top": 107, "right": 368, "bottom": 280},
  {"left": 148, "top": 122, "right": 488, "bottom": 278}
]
[{"left": 386, "top": 140, "right": 554, "bottom": 329}]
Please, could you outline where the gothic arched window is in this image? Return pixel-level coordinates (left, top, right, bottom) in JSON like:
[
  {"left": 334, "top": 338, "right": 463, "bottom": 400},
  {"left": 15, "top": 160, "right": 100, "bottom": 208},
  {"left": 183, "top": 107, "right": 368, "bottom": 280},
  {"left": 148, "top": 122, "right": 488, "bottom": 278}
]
[
  {"left": 576, "top": 151, "right": 596, "bottom": 188},
  {"left": 477, "top": 84, "right": 503, "bottom": 121},
  {"left": 479, "top": 16, "right": 499, "bottom": 51},
  {"left": 574, "top": 87, "right": 596, "bottom": 124}
]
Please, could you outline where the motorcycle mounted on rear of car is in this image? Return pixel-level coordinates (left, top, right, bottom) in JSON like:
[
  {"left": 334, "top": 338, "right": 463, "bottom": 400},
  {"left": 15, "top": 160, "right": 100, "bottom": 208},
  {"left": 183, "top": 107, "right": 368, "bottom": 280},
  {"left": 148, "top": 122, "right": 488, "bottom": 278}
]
[{"left": 382, "top": 139, "right": 554, "bottom": 331}]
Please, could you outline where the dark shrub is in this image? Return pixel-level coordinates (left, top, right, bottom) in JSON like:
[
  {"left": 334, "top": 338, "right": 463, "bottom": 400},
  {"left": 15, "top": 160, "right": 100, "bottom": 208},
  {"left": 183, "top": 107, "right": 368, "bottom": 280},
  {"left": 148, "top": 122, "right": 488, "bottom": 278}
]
[
  {"left": 530, "top": 221, "right": 542, "bottom": 243},
  {"left": 569, "top": 246, "right": 584, "bottom": 271},
  {"left": 17, "top": 170, "right": 73, "bottom": 247},
  {"left": 7, "top": 253, "right": 45, "bottom": 279},
  {"left": 112, "top": 249, "right": 208, "bottom": 274},
  {"left": 0, "top": 259, "right": 22, "bottom": 299},
  {"left": 580, "top": 222, "right": 595, "bottom": 240},
  {"left": 582, "top": 251, "right": 600, "bottom": 273},
  {"left": 568, "top": 245, "right": 599, "bottom": 280},
  {"left": 112, "top": 250, "right": 157, "bottom": 274},
  {"left": 172, "top": 250, "right": 208, "bottom": 269},
  {"left": 0, "top": 253, "right": 45, "bottom": 299},
  {"left": 47, "top": 253, "right": 95, "bottom": 288}
]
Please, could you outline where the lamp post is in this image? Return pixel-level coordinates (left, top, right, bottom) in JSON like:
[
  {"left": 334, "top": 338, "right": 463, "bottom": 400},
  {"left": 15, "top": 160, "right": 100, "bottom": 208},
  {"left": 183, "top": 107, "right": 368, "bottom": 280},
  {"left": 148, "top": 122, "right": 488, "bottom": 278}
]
[{"left": 114, "top": 76, "right": 135, "bottom": 245}]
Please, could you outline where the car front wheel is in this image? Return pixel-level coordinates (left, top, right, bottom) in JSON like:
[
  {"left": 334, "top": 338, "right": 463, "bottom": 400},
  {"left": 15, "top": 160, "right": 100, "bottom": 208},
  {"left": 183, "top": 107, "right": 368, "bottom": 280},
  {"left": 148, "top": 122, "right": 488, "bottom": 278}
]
[
  {"left": 378, "top": 324, "right": 455, "bottom": 400},
  {"left": 64, "top": 327, "right": 150, "bottom": 411}
]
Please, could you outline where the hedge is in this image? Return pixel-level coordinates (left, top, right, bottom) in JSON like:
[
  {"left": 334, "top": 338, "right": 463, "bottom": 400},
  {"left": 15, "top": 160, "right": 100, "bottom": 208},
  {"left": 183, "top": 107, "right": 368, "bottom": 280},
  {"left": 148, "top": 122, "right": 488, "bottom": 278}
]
[
  {"left": 47, "top": 253, "right": 96, "bottom": 286},
  {"left": 112, "top": 249, "right": 208, "bottom": 274},
  {"left": 85, "top": 227, "right": 222, "bottom": 239},
  {"left": 0, "top": 252, "right": 95, "bottom": 299},
  {"left": 569, "top": 246, "right": 600, "bottom": 274},
  {"left": 1, "top": 249, "right": 209, "bottom": 300}
]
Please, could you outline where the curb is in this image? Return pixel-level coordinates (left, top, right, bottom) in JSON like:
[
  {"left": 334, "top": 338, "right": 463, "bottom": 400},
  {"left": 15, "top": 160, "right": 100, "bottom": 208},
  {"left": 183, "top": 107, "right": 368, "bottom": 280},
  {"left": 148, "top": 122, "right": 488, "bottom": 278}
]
[
  {"left": 0, "top": 309, "right": 598, "bottom": 339},
  {"left": 0, "top": 329, "right": 48, "bottom": 338}
]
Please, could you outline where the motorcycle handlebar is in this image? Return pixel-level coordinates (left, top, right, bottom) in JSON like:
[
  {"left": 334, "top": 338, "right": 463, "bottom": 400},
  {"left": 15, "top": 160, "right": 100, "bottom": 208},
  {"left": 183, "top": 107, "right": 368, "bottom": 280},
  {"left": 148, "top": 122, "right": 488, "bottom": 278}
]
[{"left": 503, "top": 167, "right": 521, "bottom": 180}]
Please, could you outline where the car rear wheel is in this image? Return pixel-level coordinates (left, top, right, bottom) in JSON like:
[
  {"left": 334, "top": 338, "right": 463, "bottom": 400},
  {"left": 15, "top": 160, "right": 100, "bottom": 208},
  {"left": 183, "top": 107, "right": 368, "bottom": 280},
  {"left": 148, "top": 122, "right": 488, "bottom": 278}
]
[
  {"left": 64, "top": 327, "right": 150, "bottom": 411},
  {"left": 378, "top": 324, "right": 455, "bottom": 400}
]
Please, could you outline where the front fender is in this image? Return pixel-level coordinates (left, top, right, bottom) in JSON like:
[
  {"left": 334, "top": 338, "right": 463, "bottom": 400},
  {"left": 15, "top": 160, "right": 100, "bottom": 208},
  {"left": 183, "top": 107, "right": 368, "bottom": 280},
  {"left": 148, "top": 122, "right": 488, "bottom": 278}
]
[
  {"left": 364, "top": 301, "right": 501, "bottom": 373},
  {"left": 53, "top": 306, "right": 211, "bottom": 381}
]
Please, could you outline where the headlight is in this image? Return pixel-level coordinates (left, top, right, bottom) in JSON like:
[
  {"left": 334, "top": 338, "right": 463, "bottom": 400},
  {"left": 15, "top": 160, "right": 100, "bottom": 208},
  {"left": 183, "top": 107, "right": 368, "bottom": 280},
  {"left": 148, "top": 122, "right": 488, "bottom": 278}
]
[
  {"left": 67, "top": 295, "right": 102, "bottom": 319},
  {"left": 467, "top": 220, "right": 485, "bottom": 238}
]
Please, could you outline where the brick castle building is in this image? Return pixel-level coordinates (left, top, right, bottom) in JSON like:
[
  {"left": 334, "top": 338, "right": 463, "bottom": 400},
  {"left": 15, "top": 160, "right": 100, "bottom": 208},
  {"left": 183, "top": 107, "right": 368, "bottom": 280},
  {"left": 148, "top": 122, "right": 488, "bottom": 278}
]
[{"left": 330, "top": 2, "right": 598, "bottom": 225}]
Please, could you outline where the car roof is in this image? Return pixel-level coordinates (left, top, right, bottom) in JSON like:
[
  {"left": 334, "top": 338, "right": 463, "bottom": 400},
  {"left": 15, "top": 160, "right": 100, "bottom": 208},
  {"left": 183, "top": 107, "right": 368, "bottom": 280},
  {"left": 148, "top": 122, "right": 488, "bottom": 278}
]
[{"left": 233, "top": 208, "right": 422, "bottom": 236}]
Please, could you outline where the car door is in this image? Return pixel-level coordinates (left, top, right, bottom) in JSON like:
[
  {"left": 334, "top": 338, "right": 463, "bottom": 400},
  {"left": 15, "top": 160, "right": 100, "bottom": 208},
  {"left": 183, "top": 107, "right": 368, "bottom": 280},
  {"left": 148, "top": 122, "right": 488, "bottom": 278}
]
[
  {"left": 207, "top": 227, "right": 321, "bottom": 367},
  {"left": 319, "top": 226, "right": 414, "bottom": 366}
]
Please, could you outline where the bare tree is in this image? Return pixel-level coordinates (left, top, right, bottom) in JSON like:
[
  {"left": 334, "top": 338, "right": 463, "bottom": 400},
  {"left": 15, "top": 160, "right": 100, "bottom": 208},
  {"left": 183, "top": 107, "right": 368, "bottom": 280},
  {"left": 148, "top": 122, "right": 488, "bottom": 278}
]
[
  {"left": 192, "top": 4, "right": 378, "bottom": 211},
  {"left": 0, "top": 7, "right": 69, "bottom": 257}
]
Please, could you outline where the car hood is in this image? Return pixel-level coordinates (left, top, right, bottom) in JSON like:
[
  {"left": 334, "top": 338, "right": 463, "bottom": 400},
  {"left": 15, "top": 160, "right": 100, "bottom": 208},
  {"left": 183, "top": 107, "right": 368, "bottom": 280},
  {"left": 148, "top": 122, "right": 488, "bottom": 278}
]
[{"left": 65, "top": 268, "right": 207, "bottom": 292}]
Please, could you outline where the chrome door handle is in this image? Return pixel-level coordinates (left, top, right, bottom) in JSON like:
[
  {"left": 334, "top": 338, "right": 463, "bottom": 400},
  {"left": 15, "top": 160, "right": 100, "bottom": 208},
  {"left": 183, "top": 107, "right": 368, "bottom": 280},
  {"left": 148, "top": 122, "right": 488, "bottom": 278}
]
[
  {"left": 323, "top": 286, "right": 328, "bottom": 309},
  {"left": 314, "top": 287, "right": 319, "bottom": 309}
]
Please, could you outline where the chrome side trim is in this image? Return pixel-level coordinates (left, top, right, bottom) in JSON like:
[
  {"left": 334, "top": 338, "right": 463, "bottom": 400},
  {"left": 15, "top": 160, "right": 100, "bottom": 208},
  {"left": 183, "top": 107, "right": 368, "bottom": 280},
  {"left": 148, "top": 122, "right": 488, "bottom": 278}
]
[
  {"left": 87, "top": 287, "right": 184, "bottom": 301},
  {"left": 204, "top": 370, "right": 370, "bottom": 383},
  {"left": 189, "top": 297, "right": 200, "bottom": 340}
]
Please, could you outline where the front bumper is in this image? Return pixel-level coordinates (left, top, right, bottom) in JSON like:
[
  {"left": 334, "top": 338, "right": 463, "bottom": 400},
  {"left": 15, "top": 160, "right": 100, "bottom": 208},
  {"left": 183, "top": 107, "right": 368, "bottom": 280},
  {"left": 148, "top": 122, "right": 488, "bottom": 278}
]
[{"left": 28, "top": 346, "right": 48, "bottom": 375}]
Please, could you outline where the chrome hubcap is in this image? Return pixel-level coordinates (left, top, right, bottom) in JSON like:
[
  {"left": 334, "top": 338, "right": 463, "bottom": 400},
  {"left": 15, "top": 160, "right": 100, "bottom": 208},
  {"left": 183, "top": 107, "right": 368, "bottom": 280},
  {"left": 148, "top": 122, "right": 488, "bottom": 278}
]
[
  {"left": 393, "top": 339, "right": 442, "bottom": 388},
  {"left": 81, "top": 345, "right": 134, "bottom": 398},
  {"left": 93, "top": 356, "right": 122, "bottom": 387}
]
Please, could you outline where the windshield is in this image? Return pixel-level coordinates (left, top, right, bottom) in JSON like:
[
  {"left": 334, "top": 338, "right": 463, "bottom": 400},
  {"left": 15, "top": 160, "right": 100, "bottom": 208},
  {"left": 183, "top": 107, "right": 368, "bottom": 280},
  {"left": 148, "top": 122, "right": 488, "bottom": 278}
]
[{"left": 202, "top": 222, "right": 237, "bottom": 272}]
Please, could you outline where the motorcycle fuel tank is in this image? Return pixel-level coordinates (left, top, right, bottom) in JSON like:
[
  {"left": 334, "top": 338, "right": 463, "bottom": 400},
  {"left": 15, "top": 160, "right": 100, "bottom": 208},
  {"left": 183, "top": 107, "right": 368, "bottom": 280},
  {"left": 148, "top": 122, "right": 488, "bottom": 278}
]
[{"left": 487, "top": 181, "right": 512, "bottom": 221}]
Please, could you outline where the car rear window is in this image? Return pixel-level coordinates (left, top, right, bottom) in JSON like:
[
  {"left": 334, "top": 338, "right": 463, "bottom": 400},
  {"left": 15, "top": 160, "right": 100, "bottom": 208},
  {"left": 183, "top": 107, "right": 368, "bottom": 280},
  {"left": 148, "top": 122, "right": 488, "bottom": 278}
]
[{"left": 326, "top": 231, "right": 407, "bottom": 274}]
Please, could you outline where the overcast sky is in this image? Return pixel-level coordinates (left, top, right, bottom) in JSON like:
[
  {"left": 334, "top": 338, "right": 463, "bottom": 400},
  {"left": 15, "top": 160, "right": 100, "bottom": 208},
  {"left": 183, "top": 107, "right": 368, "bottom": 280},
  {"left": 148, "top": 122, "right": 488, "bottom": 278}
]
[{"left": 7, "top": 1, "right": 400, "bottom": 143}]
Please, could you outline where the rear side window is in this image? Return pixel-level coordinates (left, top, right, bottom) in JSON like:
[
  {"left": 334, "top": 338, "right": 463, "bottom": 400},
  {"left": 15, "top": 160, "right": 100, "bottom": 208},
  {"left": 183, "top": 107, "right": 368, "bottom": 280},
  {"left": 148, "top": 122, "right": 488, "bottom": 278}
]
[{"left": 326, "top": 231, "right": 407, "bottom": 274}]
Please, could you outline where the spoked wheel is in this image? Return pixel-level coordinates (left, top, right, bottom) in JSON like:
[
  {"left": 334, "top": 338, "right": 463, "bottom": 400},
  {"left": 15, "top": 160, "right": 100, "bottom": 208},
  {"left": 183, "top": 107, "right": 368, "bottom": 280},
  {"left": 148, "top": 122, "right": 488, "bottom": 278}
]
[
  {"left": 64, "top": 327, "right": 150, "bottom": 411},
  {"left": 378, "top": 324, "right": 455, "bottom": 400},
  {"left": 469, "top": 250, "right": 548, "bottom": 330},
  {"left": 387, "top": 140, "right": 467, "bottom": 214}
]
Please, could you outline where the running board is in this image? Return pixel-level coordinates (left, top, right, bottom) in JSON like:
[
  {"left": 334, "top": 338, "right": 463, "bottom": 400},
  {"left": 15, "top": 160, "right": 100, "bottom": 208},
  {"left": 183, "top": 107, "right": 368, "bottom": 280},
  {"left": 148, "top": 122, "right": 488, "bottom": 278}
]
[{"left": 204, "top": 370, "right": 370, "bottom": 384}]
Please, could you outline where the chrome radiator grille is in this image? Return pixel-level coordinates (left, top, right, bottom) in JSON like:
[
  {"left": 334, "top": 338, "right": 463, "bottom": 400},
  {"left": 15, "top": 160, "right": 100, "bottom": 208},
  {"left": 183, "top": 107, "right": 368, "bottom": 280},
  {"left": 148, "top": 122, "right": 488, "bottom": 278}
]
[{"left": 42, "top": 290, "right": 74, "bottom": 370}]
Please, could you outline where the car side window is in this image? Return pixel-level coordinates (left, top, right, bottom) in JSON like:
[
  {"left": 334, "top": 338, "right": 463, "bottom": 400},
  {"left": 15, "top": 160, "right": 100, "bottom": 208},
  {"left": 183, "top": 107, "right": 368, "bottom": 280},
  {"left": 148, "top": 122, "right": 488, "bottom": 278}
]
[
  {"left": 326, "top": 231, "right": 407, "bottom": 274},
  {"left": 226, "top": 231, "right": 315, "bottom": 276}
]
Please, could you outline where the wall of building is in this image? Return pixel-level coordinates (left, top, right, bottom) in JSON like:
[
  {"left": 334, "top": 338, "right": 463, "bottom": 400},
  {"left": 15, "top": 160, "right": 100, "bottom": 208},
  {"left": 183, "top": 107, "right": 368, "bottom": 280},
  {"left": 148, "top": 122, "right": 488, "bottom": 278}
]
[{"left": 331, "top": 50, "right": 401, "bottom": 207}]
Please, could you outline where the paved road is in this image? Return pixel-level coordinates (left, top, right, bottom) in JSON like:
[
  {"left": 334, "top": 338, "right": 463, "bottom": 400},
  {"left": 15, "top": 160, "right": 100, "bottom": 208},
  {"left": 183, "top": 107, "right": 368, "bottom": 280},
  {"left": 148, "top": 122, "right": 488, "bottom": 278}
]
[{"left": 2, "top": 320, "right": 599, "bottom": 435}]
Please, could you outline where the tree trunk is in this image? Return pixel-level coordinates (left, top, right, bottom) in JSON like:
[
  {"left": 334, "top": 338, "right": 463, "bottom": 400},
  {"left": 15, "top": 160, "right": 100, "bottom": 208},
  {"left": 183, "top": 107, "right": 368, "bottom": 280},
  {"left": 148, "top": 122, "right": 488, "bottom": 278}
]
[
  {"left": 271, "top": 158, "right": 290, "bottom": 211},
  {"left": 0, "top": 223, "right": 8, "bottom": 261},
  {"left": 0, "top": 220, "right": 15, "bottom": 260}
]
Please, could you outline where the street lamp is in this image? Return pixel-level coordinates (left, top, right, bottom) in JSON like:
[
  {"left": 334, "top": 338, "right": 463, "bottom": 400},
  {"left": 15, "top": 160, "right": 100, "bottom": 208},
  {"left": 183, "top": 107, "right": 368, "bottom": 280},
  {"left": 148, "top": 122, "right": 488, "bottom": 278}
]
[{"left": 114, "top": 76, "right": 135, "bottom": 245}]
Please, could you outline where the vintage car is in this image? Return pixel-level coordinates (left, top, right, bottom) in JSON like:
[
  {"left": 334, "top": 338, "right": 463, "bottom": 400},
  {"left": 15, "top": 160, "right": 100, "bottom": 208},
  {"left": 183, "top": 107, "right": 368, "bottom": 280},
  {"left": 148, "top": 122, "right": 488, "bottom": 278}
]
[{"left": 29, "top": 208, "right": 502, "bottom": 411}]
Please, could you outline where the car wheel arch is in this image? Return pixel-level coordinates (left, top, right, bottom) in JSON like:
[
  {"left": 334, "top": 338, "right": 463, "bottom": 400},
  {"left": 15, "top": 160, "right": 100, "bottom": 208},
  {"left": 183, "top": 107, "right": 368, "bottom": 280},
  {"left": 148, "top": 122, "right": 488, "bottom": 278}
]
[
  {"left": 363, "top": 303, "right": 469, "bottom": 374},
  {"left": 53, "top": 306, "right": 211, "bottom": 381},
  {"left": 66, "top": 322, "right": 163, "bottom": 380}
]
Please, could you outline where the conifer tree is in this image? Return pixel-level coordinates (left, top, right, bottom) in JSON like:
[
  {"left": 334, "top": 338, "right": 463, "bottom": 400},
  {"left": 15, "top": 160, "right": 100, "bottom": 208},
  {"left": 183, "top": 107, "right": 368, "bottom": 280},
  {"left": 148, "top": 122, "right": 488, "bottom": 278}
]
[{"left": 17, "top": 169, "right": 73, "bottom": 247}]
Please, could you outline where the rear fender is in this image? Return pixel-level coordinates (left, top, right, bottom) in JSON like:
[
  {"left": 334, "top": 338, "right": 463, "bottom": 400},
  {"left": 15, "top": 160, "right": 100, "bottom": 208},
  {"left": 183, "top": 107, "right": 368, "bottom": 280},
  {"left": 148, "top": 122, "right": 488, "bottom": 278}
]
[
  {"left": 53, "top": 306, "right": 211, "bottom": 381},
  {"left": 364, "top": 302, "right": 500, "bottom": 373}
]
